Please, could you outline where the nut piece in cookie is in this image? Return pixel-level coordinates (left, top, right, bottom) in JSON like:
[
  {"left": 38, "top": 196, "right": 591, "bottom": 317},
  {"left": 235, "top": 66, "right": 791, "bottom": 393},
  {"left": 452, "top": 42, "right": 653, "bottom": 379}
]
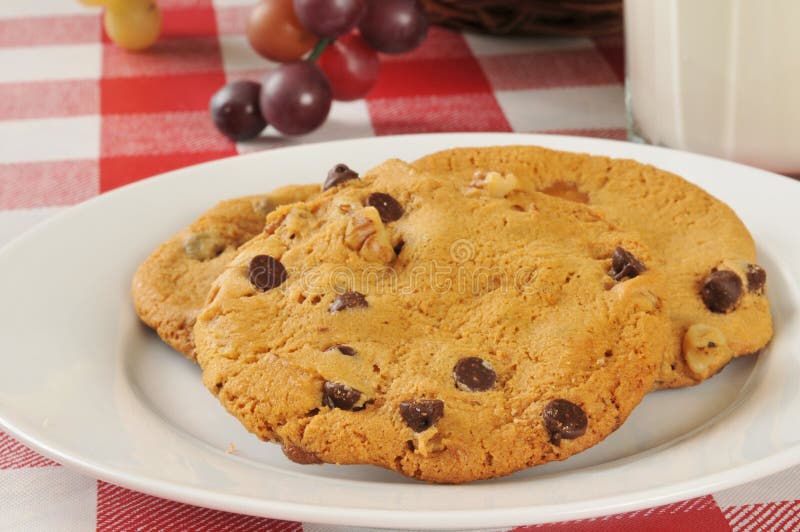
[
  {"left": 683, "top": 323, "right": 730, "bottom": 380},
  {"left": 471, "top": 170, "right": 520, "bottom": 198},
  {"left": 183, "top": 231, "right": 228, "bottom": 261},
  {"left": 251, "top": 197, "right": 275, "bottom": 216},
  {"left": 344, "top": 207, "right": 396, "bottom": 263},
  {"left": 412, "top": 427, "right": 446, "bottom": 456},
  {"left": 485, "top": 171, "right": 519, "bottom": 198}
]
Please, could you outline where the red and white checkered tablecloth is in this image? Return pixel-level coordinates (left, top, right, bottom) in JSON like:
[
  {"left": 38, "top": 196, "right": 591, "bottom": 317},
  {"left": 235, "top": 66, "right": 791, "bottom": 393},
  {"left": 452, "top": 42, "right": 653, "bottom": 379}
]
[{"left": 1, "top": 1, "right": 798, "bottom": 530}]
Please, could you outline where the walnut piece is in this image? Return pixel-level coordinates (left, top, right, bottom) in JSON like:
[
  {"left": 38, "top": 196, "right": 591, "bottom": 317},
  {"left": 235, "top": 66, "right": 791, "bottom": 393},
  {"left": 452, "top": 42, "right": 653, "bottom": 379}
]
[
  {"left": 345, "top": 207, "right": 395, "bottom": 263},
  {"left": 183, "top": 231, "right": 228, "bottom": 260},
  {"left": 485, "top": 171, "right": 519, "bottom": 198},
  {"left": 683, "top": 323, "right": 730, "bottom": 379},
  {"left": 251, "top": 197, "right": 275, "bottom": 216},
  {"left": 610, "top": 280, "right": 660, "bottom": 313},
  {"left": 412, "top": 426, "right": 446, "bottom": 456},
  {"left": 628, "top": 288, "right": 660, "bottom": 313}
]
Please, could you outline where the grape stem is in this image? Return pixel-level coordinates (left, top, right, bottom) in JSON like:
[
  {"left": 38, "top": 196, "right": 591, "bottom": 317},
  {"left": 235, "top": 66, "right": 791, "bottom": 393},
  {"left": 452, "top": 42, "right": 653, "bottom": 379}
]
[{"left": 308, "top": 37, "right": 331, "bottom": 62}]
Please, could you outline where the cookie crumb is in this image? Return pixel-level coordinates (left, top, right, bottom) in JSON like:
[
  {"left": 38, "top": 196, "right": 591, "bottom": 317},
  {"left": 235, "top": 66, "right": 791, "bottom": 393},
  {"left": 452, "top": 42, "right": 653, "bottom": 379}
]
[{"left": 226, "top": 443, "right": 236, "bottom": 454}]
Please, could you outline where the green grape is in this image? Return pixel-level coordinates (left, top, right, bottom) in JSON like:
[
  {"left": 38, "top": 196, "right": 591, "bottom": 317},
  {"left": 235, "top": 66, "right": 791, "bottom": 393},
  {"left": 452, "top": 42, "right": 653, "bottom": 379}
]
[{"left": 104, "top": 0, "right": 162, "bottom": 51}]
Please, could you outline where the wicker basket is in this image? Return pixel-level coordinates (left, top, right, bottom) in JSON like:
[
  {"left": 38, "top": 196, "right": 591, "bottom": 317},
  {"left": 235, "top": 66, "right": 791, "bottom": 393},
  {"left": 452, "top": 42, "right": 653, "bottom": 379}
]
[{"left": 421, "top": 0, "right": 623, "bottom": 36}]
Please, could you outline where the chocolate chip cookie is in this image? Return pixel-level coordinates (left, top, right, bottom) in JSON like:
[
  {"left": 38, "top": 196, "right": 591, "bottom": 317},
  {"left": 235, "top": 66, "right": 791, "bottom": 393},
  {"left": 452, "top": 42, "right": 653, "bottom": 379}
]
[
  {"left": 193, "top": 159, "right": 670, "bottom": 483},
  {"left": 414, "top": 145, "right": 773, "bottom": 388},
  {"left": 131, "top": 184, "right": 320, "bottom": 359}
]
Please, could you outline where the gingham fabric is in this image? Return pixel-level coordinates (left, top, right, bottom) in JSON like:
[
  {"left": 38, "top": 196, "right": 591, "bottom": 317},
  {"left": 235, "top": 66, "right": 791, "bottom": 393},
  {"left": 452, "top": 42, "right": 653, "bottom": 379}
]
[{"left": 0, "top": 1, "right": 798, "bottom": 530}]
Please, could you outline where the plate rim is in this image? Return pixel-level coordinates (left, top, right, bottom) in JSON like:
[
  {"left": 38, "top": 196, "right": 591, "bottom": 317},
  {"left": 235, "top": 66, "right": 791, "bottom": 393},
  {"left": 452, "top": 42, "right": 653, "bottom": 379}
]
[
  {"left": 4, "top": 420, "right": 799, "bottom": 529},
  {"left": 1, "top": 132, "right": 799, "bottom": 528}
]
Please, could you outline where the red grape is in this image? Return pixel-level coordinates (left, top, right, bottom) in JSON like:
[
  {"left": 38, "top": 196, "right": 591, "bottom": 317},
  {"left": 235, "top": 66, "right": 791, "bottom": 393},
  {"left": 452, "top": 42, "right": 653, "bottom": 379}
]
[
  {"left": 318, "top": 33, "right": 380, "bottom": 101},
  {"left": 209, "top": 80, "right": 267, "bottom": 141},
  {"left": 358, "top": 0, "right": 428, "bottom": 54},
  {"left": 247, "top": 0, "right": 318, "bottom": 63},
  {"left": 260, "top": 62, "right": 332, "bottom": 135},
  {"left": 293, "top": 0, "right": 365, "bottom": 38}
]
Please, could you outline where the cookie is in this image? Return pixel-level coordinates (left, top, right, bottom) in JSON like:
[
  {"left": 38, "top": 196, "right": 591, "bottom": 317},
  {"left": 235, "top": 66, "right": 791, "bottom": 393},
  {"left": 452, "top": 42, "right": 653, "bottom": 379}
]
[
  {"left": 193, "top": 159, "right": 670, "bottom": 483},
  {"left": 131, "top": 184, "right": 320, "bottom": 359},
  {"left": 414, "top": 146, "right": 773, "bottom": 389}
]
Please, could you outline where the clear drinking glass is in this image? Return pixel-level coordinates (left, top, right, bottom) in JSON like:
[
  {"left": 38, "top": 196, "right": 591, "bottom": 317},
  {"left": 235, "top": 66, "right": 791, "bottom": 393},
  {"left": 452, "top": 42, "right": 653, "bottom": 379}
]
[{"left": 625, "top": 0, "right": 800, "bottom": 174}]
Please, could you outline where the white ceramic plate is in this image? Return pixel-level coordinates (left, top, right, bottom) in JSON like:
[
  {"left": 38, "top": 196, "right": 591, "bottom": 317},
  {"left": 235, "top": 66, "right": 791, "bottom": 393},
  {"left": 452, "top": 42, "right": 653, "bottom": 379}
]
[{"left": 1, "top": 133, "right": 799, "bottom": 529}]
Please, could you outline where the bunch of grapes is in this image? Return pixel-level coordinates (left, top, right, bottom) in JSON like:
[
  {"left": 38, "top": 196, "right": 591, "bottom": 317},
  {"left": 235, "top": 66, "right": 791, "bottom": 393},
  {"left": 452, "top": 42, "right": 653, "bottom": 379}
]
[
  {"left": 210, "top": 0, "right": 429, "bottom": 140},
  {"left": 79, "top": 0, "right": 162, "bottom": 51}
]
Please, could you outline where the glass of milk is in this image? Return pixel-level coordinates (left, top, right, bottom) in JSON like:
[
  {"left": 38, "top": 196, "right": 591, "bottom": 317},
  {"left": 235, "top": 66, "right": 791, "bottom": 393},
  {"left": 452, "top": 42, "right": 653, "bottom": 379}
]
[{"left": 625, "top": 0, "right": 800, "bottom": 174}]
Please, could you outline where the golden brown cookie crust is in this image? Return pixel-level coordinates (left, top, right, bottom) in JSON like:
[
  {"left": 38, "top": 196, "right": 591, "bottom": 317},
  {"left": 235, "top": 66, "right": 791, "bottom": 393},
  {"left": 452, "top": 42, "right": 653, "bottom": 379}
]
[
  {"left": 414, "top": 146, "right": 773, "bottom": 389},
  {"left": 131, "top": 184, "right": 320, "bottom": 359},
  {"left": 194, "top": 159, "right": 670, "bottom": 483}
]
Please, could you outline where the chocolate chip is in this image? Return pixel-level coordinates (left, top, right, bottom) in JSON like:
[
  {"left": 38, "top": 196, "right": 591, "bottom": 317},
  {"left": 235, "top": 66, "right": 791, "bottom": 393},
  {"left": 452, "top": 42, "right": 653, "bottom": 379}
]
[
  {"left": 393, "top": 240, "right": 405, "bottom": 255},
  {"left": 329, "top": 290, "right": 368, "bottom": 312},
  {"left": 453, "top": 357, "right": 497, "bottom": 392},
  {"left": 609, "top": 247, "right": 646, "bottom": 281},
  {"left": 701, "top": 270, "right": 743, "bottom": 313},
  {"left": 542, "top": 399, "right": 587, "bottom": 445},
  {"left": 746, "top": 264, "right": 767, "bottom": 293},
  {"left": 399, "top": 399, "right": 444, "bottom": 432},
  {"left": 326, "top": 344, "right": 356, "bottom": 356},
  {"left": 323, "top": 163, "right": 359, "bottom": 191},
  {"left": 366, "top": 192, "right": 404, "bottom": 222},
  {"left": 248, "top": 255, "right": 287, "bottom": 291},
  {"left": 322, "top": 381, "right": 365, "bottom": 410},
  {"left": 282, "top": 444, "right": 323, "bottom": 464}
]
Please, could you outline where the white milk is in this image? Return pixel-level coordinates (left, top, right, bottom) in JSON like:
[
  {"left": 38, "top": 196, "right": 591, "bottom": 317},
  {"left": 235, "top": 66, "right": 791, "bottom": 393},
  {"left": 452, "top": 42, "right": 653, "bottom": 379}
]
[{"left": 625, "top": 0, "right": 800, "bottom": 173}]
